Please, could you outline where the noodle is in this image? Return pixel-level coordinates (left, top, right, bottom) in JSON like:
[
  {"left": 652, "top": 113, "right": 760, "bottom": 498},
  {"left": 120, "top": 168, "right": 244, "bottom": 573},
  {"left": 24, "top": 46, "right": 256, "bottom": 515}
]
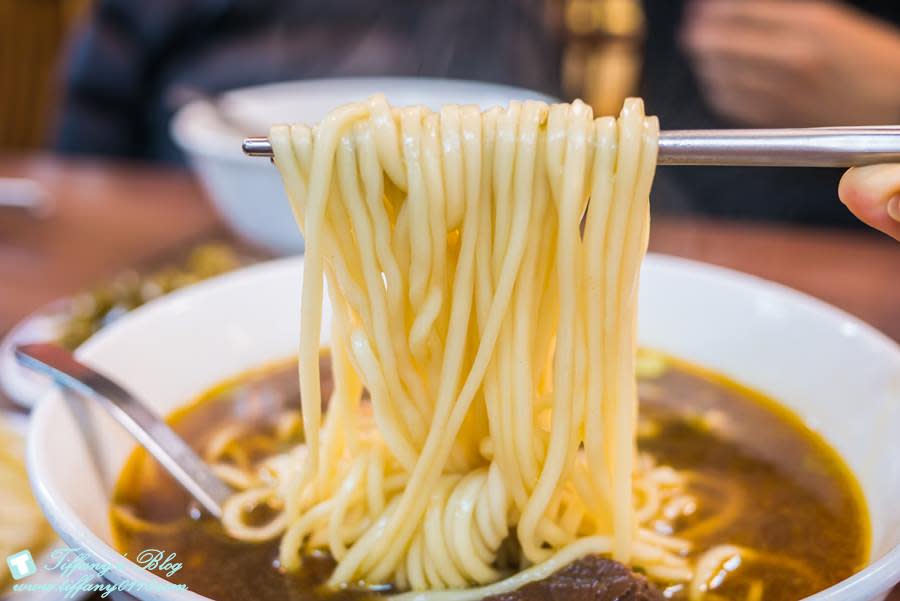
[{"left": 224, "top": 95, "right": 692, "bottom": 595}]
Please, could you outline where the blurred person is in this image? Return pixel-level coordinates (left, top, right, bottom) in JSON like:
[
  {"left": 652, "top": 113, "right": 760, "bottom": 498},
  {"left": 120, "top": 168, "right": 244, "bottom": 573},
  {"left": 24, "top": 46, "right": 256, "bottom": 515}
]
[
  {"left": 56, "top": 0, "right": 900, "bottom": 232},
  {"left": 54, "top": 0, "right": 561, "bottom": 161},
  {"left": 840, "top": 164, "right": 900, "bottom": 241},
  {"left": 643, "top": 0, "right": 900, "bottom": 227},
  {"left": 680, "top": 2, "right": 900, "bottom": 129}
]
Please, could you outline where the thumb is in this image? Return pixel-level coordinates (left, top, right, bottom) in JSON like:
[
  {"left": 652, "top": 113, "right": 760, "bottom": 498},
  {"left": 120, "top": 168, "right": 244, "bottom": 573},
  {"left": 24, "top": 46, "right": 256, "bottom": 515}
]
[{"left": 838, "top": 164, "right": 900, "bottom": 242}]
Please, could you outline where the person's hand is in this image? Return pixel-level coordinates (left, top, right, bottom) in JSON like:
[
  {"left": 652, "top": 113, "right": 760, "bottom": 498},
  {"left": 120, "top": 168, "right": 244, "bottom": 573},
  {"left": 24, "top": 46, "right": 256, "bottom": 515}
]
[
  {"left": 680, "top": 1, "right": 900, "bottom": 127},
  {"left": 839, "top": 165, "right": 900, "bottom": 241}
]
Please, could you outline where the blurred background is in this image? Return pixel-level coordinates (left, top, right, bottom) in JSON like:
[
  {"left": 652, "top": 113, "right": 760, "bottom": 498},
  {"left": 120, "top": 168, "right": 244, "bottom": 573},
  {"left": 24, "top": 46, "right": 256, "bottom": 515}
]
[
  {"left": 4, "top": 0, "right": 900, "bottom": 222},
  {"left": 0, "top": 4, "right": 898, "bottom": 597},
  {"left": 0, "top": 0, "right": 898, "bottom": 380}
]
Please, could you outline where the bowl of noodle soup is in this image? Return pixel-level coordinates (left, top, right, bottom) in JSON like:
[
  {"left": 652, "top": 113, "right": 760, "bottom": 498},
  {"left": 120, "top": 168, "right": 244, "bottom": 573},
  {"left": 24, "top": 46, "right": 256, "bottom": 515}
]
[
  {"left": 26, "top": 254, "right": 900, "bottom": 601},
  {"left": 29, "top": 95, "right": 900, "bottom": 601}
]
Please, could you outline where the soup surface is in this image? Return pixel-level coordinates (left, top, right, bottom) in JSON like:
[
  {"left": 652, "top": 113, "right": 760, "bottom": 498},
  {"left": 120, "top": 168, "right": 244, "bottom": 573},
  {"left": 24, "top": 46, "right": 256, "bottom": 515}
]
[{"left": 112, "top": 355, "right": 868, "bottom": 601}]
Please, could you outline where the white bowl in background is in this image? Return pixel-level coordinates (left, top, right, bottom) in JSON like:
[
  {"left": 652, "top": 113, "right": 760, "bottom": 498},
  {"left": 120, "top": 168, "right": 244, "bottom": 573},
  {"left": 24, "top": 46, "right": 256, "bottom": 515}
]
[
  {"left": 171, "top": 78, "right": 557, "bottom": 255},
  {"left": 28, "top": 255, "right": 900, "bottom": 601}
]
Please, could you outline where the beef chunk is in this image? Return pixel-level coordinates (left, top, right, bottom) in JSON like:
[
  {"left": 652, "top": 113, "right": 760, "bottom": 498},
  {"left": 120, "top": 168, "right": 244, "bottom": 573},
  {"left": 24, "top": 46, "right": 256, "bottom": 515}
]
[{"left": 483, "top": 555, "right": 664, "bottom": 601}]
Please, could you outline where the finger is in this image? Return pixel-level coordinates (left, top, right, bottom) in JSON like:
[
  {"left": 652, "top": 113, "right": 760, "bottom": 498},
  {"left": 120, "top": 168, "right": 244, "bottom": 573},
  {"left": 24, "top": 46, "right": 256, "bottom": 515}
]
[
  {"left": 690, "top": 50, "right": 819, "bottom": 126},
  {"left": 687, "top": 0, "right": 830, "bottom": 35},
  {"left": 692, "top": 50, "right": 797, "bottom": 95},
  {"left": 681, "top": 13, "right": 790, "bottom": 65},
  {"left": 838, "top": 165, "right": 900, "bottom": 241},
  {"left": 700, "top": 78, "right": 785, "bottom": 126},
  {"left": 681, "top": 20, "right": 822, "bottom": 86}
]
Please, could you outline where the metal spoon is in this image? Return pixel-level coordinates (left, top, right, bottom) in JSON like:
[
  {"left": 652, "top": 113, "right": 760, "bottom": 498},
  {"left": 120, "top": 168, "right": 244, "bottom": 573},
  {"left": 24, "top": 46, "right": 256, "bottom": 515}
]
[{"left": 15, "top": 343, "right": 232, "bottom": 518}]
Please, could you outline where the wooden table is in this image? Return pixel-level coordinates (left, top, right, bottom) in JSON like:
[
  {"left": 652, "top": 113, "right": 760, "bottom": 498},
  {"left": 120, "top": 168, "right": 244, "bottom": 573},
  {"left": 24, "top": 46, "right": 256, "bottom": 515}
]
[
  {"left": 0, "top": 154, "right": 229, "bottom": 336},
  {"left": 1, "top": 155, "right": 898, "bottom": 598}
]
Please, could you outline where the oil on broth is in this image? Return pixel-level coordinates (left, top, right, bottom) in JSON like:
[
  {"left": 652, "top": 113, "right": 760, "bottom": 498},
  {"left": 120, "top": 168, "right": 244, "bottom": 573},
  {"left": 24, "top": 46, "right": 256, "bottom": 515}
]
[
  {"left": 111, "top": 355, "right": 868, "bottom": 601},
  {"left": 637, "top": 357, "right": 869, "bottom": 599}
]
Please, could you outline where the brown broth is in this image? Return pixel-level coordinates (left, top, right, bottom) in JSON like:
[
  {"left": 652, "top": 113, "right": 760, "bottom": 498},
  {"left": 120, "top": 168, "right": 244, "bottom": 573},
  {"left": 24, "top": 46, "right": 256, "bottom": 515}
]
[
  {"left": 111, "top": 355, "right": 869, "bottom": 601},
  {"left": 637, "top": 358, "right": 869, "bottom": 599}
]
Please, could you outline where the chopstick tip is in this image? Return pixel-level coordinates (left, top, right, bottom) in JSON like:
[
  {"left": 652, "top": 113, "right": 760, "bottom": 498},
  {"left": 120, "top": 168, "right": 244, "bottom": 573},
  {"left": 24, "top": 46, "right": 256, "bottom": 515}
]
[{"left": 242, "top": 137, "right": 273, "bottom": 157}]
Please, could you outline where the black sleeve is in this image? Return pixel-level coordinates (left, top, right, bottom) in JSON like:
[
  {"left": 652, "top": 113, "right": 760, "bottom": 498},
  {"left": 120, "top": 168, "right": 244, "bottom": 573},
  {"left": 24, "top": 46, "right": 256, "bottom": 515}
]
[{"left": 53, "top": 0, "right": 234, "bottom": 158}]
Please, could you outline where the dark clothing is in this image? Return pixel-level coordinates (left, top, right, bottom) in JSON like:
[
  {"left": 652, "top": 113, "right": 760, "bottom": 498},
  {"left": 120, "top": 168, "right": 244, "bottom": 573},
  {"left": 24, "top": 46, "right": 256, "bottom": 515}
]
[
  {"left": 56, "top": 0, "right": 561, "bottom": 162},
  {"left": 56, "top": 0, "right": 900, "bottom": 227}
]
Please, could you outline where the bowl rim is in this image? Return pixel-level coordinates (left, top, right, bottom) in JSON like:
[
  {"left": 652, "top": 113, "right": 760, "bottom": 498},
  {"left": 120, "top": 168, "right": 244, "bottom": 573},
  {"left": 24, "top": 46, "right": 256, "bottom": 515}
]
[
  {"left": 170, "top": 76, "right": 558, "bottom": 166},
  {"left": 27, "top": 254, "right": 900, "bottom": 601}
]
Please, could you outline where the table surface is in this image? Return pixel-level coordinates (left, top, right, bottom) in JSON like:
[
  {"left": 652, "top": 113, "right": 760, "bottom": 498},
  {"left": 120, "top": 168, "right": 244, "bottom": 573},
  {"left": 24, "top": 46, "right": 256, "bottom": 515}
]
[{"left": 1, "top": 154, "right": 898, "bottom": 599}]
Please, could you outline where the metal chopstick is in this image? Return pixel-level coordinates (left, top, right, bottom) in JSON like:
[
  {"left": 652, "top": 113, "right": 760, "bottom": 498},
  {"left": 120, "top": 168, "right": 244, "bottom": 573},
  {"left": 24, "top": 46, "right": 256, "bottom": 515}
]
[{"left": 242, "top": 126, "right": 900, "bottom": 167}]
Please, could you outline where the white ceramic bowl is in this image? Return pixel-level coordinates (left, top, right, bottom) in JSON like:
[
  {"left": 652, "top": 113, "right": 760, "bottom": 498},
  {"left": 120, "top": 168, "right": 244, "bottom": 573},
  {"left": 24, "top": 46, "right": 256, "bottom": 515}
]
[
  {"left": 171, "top": 78, "right": 556, "bottom": 255},
  {"left": 27, "top": 255, "right": 900, "bottom": 601}
]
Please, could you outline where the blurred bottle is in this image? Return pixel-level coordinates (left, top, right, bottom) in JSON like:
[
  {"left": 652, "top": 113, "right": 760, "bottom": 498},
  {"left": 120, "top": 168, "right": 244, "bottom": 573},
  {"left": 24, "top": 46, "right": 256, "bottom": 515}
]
[
  {"left": 561, "top": 0, "right": 645, "bottom": 116},
  {"left": 0, "top": 0, "right": 92, "bottom": 150}
]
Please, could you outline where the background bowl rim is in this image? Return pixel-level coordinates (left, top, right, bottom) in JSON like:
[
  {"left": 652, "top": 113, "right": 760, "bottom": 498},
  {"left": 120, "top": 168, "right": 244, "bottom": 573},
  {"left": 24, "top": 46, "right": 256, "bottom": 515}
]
[{"left": 170, "top": 76, "right": 559, "bottom": 166}]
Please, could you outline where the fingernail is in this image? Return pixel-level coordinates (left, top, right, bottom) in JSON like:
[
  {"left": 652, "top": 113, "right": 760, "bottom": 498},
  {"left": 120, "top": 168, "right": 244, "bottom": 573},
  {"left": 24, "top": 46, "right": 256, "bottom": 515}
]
[{"left": 889, "top": 195, "right": 900, "bottom": 222}]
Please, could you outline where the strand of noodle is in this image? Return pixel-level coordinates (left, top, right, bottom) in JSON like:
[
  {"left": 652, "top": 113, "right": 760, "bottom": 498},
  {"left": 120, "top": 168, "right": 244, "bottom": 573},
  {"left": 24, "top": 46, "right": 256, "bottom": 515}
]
[
  {"left": 583, "top": 116, "right": 617, "bottom": 507},
  {"left": 648, "top": 564, "right": 694, "bottom": 583},
  {"left": 211, "top": 463, "right": 257, "bottom": 490},
  {"left": 609, "top": 111, "right": 658, "bottom": 563},
  {"left": 511, "top": 102, "right": 549, "bottom": 498},
  {"left": 330, "top": 105, "right": 485, "bottom": 585},
  {"left": 327, "top": 455, "right": 367, "bottom": 559},
  {"left": 513, "top": 122, "right": 551, "bottom": 490},
  {"left": 366, "top": 447, "right": 386, "bottom": 517},
  {"left": 349, "top": 331, "right": 418, "bottom": 471},
  {"left": 270, "top": 124, "right": 309, "bottom": 230},
  {"left": 110, "top": 505, "right": 186, "bottom": 536},
  {"left": 638, "top": 528, "right": 691, "bottom": 554},
  {"left": 279, "top": 499, "right": 338, "bottom": 571},
  {"left": 689, "top": 545, "right": 744, "bottom": 601},
  {"left": 496, "top": 101, "right": 539, "bottom": 511},
  {"left": 392, "top": 202, "right": 412, "bottom": 293},
  {"left": 222, "top": 488, "right": 286, "bottom": 542},
  {"left": 356, "top": 118, "right": 430, "bottom": 428},
  {"left": 475, "top": 462, "right": 508, "bottom": 550},
  {"left": 518, "top": 101, "right": 591, "bottom": 562},
  {"left": 282, "top": 103, "right": 368, "bottom": 521},
  {"left": 604, "top": 99, "right": 646, "bottom": 562},
  {"left": 275, "top": 410, "right": 302, "bottom": 443},
  {"left": 635, "top": 478, "right": 662, "bottom": 524},
  {"left": 325, "top": 185, "right": 371, "bottom": 322},
  {"left": 338, "top": 130, "right": 426, "bottom": 448},
  {"left": 368, "top": 94, "right": 408, "bottom": 190},
  {"left": 203, "top": 423, "right": 246, "bottom": 463},
  {"left": 440, "top": 106, "right": 465, "bottom": 230},
  {"left": 447, "top": 471, "right": 498, "bottom": 580},
  {"left": 402, "top": 107, "right": 433, "bottom": 313},
  {"left": 677, "top": 475, "right": 744, "bottom": 540},
  {"left": 690, "top": 545, "right": 822, "bottom": 600},
  {"left": 475, "top": 107, "right": 519, "bottom": 512},
  {"left": 407, "top": 531, "right": 428, "bottom": 591},
  {"left": 491, "top": 101, "right": 520, "bottom": 278},
  {"left": 313, "top": 287, "right": 356, "bottom": 500},
  {"left": 414, "top": 112, "right": 448, "bottom": 346},
  {"left": 424, "top": 475, "right": 467, "bottom": 588},
  {"left": 363, "top": 99, "right": 537, "bottom": 581}
]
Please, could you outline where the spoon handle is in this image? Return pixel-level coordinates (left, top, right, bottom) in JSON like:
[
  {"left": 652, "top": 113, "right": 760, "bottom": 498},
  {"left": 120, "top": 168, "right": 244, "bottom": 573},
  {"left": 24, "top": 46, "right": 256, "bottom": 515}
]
[{"left": 15, "top": 343, "right": 231, "bottom": 518}]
